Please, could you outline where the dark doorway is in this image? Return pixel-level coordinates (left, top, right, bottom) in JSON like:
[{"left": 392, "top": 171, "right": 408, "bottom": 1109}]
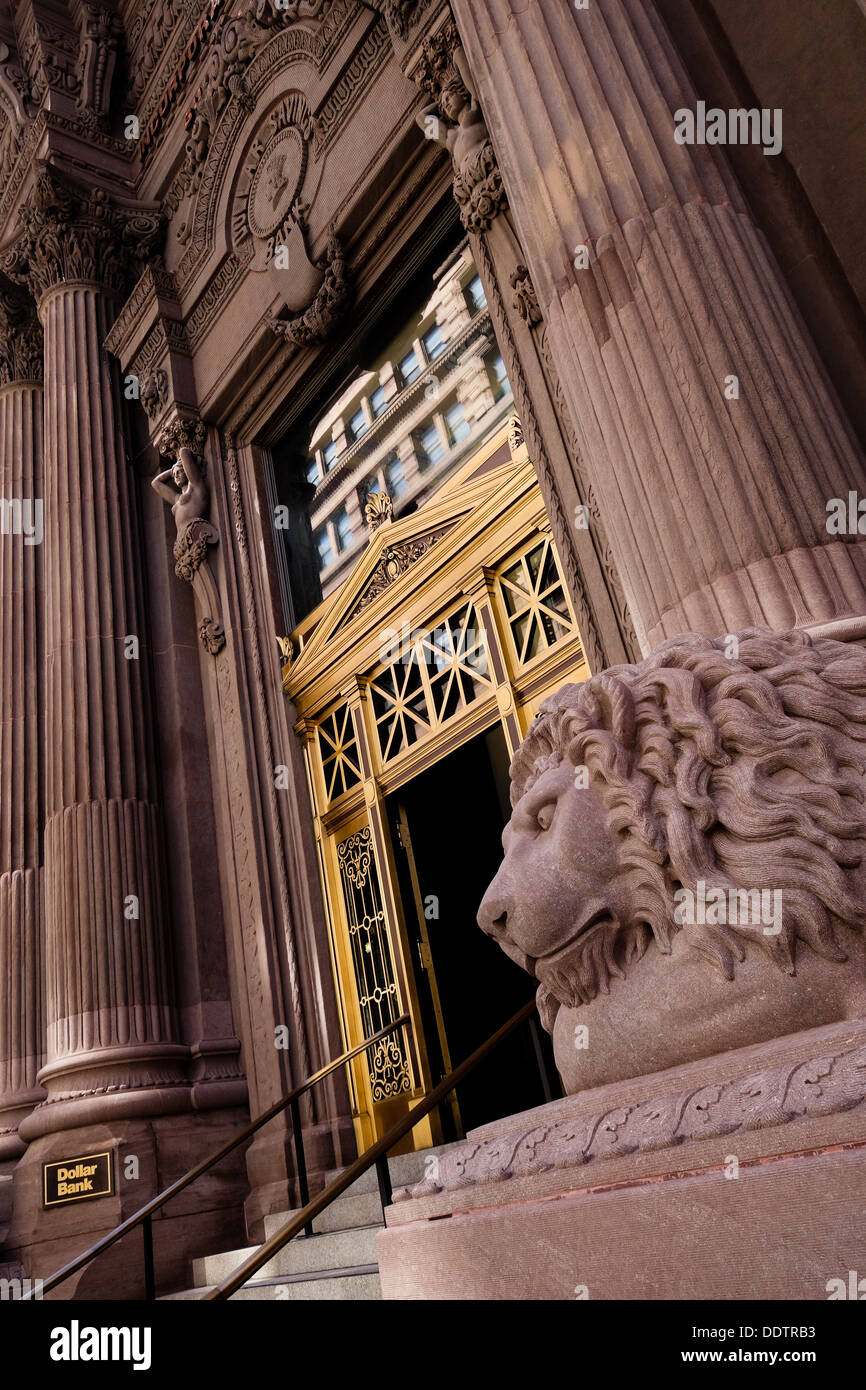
[{"left": 387, "top": 724, "right": 558, "bottom": 1136}]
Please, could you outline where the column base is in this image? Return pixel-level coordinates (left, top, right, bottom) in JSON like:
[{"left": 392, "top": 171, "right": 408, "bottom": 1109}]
[{"left": 5, "top": 1108, "right": 250, "bottom": 1300}]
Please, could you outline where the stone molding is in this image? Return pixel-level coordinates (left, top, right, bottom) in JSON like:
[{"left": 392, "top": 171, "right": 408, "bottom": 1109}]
[{"left": 396, "top": 1021, "right": 866, "bottom": 1204}]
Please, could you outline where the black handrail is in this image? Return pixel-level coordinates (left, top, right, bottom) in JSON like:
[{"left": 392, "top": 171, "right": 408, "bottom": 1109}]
[
  {"left": 23, "top": 1013, "right": 410, "bottom": 1300},
  {"left": 204, "top": 999, "right": 544, "bottom": 1300}
]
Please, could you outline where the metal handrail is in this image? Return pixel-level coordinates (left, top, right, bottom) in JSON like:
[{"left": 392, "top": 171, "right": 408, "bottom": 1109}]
[
  {"left": 24, "top": 1013, "right": 410, "bottom": 1300},
  {"left": 204, "top": 998, "right": 540, "bottom": 1301}
]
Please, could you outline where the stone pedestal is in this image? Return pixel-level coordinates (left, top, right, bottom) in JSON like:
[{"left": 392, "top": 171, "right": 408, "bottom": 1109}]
[
  {"left": 453, "top": 0, "right": 866, "bottom": 651},
  {"left": 378, "top": 1020, "right": 866, "bottom": 1299}
]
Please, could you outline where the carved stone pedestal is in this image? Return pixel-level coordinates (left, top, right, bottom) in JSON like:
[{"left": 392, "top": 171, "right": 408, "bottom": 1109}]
[{"left": 377, "top": 1020, "right": 866, "bottom": 1299}]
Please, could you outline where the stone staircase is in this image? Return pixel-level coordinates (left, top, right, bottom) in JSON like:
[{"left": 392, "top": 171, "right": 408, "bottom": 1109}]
[{"left": 165, "top": 1143, "right": 453, "bottom": 1301}]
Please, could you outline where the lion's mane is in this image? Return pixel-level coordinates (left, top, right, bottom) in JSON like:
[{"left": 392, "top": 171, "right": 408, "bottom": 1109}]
[{"left": 511, "top": 628, "right": 866, "bottom": 980}]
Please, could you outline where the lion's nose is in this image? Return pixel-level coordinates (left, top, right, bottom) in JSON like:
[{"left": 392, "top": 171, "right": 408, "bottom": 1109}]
[{"left": 477, "top": 892, "right": 509, "bottom": 939}]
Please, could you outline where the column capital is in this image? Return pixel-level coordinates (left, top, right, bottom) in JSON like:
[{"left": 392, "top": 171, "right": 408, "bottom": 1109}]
[
  {"left": 2, "top": 167, "right": 163, "bottom": 306},
  {"left": 0, "top": 284, "right": 42, "bottom": 386}
]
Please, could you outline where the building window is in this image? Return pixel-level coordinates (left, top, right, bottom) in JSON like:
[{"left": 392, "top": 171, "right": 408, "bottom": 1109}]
[
  {"left": 444, "top": 399, "right": 471, "bottom": 446},
  {"left": 486, "top": 351, "right": 509, "bottom": 403},
  {"left": 323, "top": 440, "right": 338, "bottom": 472},
  {"left": 385, "top": 454, "right": 408, "bottom": 497},
  {"left": 306, "top": 457, "right": 321, "bottom": 486},
  {"left": 370, "top": 385, "right": 388, "bottom": 419},
  {"left": 335, "top": 507, "right": 354, "bottom": 552},
  {"left": 316, "top": 526, "right": 335, "bottom": 571},
  {"left": 348, "top": 408, "right": 367, "bottom": 442},
  {"left": 422, "top": 323, "right": 446, "bottom": 362},
  {"left": 399, "top": 350, "right": 421, "bottom": 386},
  {"left": 414, "top": 421, "right": 445, "bottom": 470},
  {"left": 465, "top": 274, "right": 486, "bottom": 314}
]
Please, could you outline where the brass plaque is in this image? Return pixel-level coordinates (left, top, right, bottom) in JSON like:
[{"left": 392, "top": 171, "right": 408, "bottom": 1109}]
[{"left": 42, "top": 1151, "right": 114, "bottom": 1208}]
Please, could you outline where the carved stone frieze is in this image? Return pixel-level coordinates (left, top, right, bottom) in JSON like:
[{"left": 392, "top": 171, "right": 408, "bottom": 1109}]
[
  {"left": 229, "top": 93, "right": 321, "bottom": 264},
  {"left": 413, "top": 20, "right": 507, "bottom": 233},
  {"left": 397, "top": 1032, "right": 866, "bottom": 1203},
  {"left": 74, "top": 1, "right": 123, "bottom": 124},
  {"left": 2, "top": 169, "right": 163, "bottom": 304}
]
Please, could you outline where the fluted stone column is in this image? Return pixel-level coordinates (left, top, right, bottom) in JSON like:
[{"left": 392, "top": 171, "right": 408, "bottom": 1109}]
[
  {"left": 6, "top": 171, "right": 188, "bottom": 1137},
  {"left": 0, "top": 294, "right": 44, "bottom": 1157},
  {"left": 453, "top": 0, "right": 866, "bottom": 651}
]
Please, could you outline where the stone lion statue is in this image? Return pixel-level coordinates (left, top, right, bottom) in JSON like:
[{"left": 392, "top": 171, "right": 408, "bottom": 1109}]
[{"left": 478, "top": 628, "right": 866, "bottom": 1093}]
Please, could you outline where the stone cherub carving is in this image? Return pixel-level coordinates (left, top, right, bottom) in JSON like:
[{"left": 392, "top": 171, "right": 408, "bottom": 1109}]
[
  {"left": 152, "top": 446, "right": 226, "bottom": 654},
  {"left": 415, "top": 44, "right": 505, "bottom": 233},
  {"left": 477, "top": 629, "right": 866, "bottom": 1094}
]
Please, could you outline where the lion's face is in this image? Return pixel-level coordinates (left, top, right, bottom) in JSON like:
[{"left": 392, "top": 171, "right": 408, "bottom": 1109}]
[
  {"left": 478, "top": 763, "right": 638, "bottom": 1009},
  {"left": 476, "top": 629, "right": 866, "bottom": 1093}
]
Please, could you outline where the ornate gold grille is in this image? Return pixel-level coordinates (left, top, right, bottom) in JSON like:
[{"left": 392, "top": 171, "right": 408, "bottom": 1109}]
[
  {"left": 367, "top": 600, "right": 493, "bottom": 763},
  {"left": 496, "top": 536, "right": 574, "bottom": 666},
  {"left": 336, "top": 827, "right": 411, "bottom": 1099},
  {"left": 317, "top": 702, "right": 362, "bottom": 804}
]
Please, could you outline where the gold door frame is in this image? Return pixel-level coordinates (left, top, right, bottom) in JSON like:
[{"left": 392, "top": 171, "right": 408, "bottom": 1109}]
[{"left": 285, "top": 423, "right": 591, "bottom": 1150}]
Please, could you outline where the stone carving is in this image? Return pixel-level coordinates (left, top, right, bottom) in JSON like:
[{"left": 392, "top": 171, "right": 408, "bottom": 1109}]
[
  {"left": 267, "top": 218, "right": 349, "bottom": 348},
  {"left": 140, "top": 368, "right": 169, "bottom": 420},
  {"left": 364, "top": 489, "right": 393, "bottom": 533},
  {"left": 76, "top": 2, "right": 123, "bottom": 125},
  {"left": 414, "top": 26, "right": 506, "bottom": 233},
  {"left": 349, "top": 526, "right": 452, "bottom": 618},
  {"left": 2, "top": 169, "right": 162, "bottom": 303},
  {"left": 0, "top": 41, "right": 30, "bottom": 129},
  {"left": 510, "top": 263, "right": 542, "bottom": 326},
  {"left": 396, "top": 1030, "right": 866, "bottom": 1202},
  {"left": 152, "top": 444, "right": 226, "bottom": 655},
  {"left": 478, "top": 628, "right": 866, "bottom": 1093},
  {"left": 0, "top": 289, "right": 43, "bottom": 385},
  {"left": 230, "top": 93, "right": 321, "bottom": 261}
]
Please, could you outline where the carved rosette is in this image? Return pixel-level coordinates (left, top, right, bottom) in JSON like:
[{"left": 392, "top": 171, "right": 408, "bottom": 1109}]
[{"left": 2, "top": 169, "right": 162, "bottom": 305}]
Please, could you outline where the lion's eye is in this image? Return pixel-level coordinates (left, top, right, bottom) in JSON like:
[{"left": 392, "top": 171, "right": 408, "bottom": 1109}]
[{"left": 536, "top": 803, "right": 555, "bottom": 832}]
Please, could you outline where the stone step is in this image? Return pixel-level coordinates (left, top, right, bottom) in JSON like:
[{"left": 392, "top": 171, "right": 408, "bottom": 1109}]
[
  {"left": 323, "top": 1141, "right": 454, "bottom": 1198},
  {"left": 263, "top": 1188, "right": 384, "bottom": 1238},
  {"left": 192, "top": 1223, "right": 381, "bottom": 1286},
  {"left": 164, "top": 1267, "right": 382, "bottom": 1302}
]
